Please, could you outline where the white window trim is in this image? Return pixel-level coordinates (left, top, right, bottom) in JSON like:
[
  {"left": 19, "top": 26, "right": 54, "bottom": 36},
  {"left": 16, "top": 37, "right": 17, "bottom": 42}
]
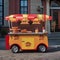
[{"left": 50, "top": 7, "right": 60, "bottom": 9}]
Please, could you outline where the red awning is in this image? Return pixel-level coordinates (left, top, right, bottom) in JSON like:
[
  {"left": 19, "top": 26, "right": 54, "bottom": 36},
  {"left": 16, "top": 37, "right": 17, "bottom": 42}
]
[
  {"left": 14, "top": 14, "right": 23, "bottom": 20},
  {"left": 5, "top": 14, "right": 23, "bottom": 22},
  {"left": 37, "top": 14, "right": 52, "bottom": 21},
  {"left": 28, "top": 14, "right": 37, "bottom": 21},
  {"left": 5, "top": 14, "right": 52, "bottom": 22},
  {"left": 5, "top": 16, "right": 9, "bottom": 20}
]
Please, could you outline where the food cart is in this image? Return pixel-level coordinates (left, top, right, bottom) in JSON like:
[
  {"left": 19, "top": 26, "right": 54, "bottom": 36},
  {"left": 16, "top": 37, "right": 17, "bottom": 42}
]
[{"left": 5, "top": 14, "right": 52, "bottom": 53}]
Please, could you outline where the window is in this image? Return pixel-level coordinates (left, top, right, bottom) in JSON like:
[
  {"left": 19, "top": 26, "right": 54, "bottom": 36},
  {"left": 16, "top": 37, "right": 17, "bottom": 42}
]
[
  {"left": 0, "top": 0, "right": 4, "bottom": 26},
  {"left": 51, "top": 1, "right": 60, "bottom": 7},
  {"left": 20, "top": 0, "right": 28, "bottom": 14},
  {"left": 0, "top": 6, "right": 2, "bottom": 11},
  {"left": 0, "top": 0, "right": 2, "bottom": 5}
]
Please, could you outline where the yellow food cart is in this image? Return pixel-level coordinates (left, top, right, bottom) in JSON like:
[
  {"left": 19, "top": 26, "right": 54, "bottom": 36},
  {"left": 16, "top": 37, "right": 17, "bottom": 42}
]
[{"left": 5, "top": 14, "right": 52, "bottom": 53}]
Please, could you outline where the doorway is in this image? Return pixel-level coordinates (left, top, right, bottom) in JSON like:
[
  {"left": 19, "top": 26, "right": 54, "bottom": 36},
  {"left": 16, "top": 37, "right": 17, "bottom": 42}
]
[{"left": 50, "top": 9, "right": 60, "bottom": 32}]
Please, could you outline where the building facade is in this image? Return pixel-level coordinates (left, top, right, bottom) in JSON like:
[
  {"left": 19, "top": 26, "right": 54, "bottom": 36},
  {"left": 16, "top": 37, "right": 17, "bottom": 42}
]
[{"left": 1, "top": 0, "right": 60, "bottom": 32}]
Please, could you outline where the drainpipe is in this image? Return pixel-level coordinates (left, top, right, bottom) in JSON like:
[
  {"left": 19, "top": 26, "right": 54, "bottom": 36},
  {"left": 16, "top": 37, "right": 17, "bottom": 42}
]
[{"left": 45, "top": 0, "right": 51, "bottom": 34}]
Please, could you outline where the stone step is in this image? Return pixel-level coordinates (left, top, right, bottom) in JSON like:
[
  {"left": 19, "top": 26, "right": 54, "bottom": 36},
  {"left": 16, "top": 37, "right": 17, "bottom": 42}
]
[
  {"left": 48, "top": 32, "right": 60, "bottom": 40},
  {"left": 48, "top": 38, "right": 60, "bottom": 40},
  {"left": 48, "top": 34, "right": 60, "bottom": 37}
]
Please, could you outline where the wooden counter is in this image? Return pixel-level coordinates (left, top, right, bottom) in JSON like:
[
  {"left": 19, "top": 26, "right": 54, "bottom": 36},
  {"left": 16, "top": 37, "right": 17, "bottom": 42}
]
[{"left": 8, "top": 32, "right": 47, "bottom": 35}]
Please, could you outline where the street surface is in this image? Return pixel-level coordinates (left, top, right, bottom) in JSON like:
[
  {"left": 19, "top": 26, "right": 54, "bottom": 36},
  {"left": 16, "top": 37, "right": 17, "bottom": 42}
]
[
  {"left": 0, "top": 38, "right": 60, "bottom": 60},
  {"left": 0, "top": 49, "right": 60, "bottom": 60}
]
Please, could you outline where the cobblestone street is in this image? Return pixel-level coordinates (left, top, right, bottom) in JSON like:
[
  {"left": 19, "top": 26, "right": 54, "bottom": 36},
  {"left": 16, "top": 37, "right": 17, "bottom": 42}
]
[{"left": 0, "top": 45, "right": 60, "bottom": 60}]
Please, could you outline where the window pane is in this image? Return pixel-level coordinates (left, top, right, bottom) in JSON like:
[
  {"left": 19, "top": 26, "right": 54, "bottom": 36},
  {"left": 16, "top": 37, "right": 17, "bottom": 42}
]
[
  {"left": 22, "top": 11, "right": 27, "bottom": 14},
  {"left": 21, "top": 1, "right": 27, "bottom": 6},
  {"left": 0, "top": 6, "right": 2, "bottom": 11},
  {"left": 0, "top": 12, "right": 2, "bottom": 16},
  {"left": 21, "top": 1, "right": 24, "bottom": 6},
  {"left": 21, "top": 7, "right": 23, "bottom": 11},
  {"left": 21, "top": 7, "right": 24, "bottom": 13},
  {"left": 24, "top": 11, "right": 27, "bottom": 14},
  {"left": 0, "top": 0, "right": 3, "bottom": 25},
  {"left": 0, "top": 0, "right": 2, "bottom": 5},
  {"left": 20, "top": 7, "right": 28, "bottom": 13},
  {"left": 0, "top": 16, "right": 2, "bottom": 20},
  {"left": 0, "top": 16, "right": 2, "bottom": 25},
  {"left": 24, "top": 1, "right": 27, "bottom": 6},
  {"left": 21, "top": 0, "right": 27, "bottom": 1},
  {"left": 21, "top": 11, "right": 23, "bottom": 14},
  {"left": 20, "top": 0, "right": 28, "bottom": 14},
  {"left": 24, "top": 7, "right": 27, "bottom": 11},
  {"left": 0, "top": 22, "right": 2, "bottom": 25}
]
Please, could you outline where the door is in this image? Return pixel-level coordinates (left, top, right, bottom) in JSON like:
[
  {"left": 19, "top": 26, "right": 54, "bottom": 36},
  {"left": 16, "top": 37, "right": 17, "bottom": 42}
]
[
  {"left": 21, "top": 36, "right": 34, "bottom": 49},
  {"left": 58, "top": 10, "right": 60, "bottom": 30}
]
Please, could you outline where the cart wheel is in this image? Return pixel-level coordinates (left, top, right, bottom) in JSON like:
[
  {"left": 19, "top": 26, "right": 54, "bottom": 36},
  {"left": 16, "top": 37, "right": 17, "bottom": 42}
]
[
  {"left": 11, "top": 45, "right": 19, "bottom": 53},
  {"left": 38, "top": 45, "right": 47, "bottom": 53}
]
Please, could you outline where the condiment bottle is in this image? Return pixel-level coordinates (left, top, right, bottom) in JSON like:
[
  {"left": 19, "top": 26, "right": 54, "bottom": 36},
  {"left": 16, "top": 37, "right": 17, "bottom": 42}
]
[{"left": 35, "top": 28, "right": 39, "bottom": 33}]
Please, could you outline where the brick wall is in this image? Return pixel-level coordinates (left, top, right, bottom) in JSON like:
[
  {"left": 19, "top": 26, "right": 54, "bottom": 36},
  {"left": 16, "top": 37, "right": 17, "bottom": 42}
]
[
  {"left": 9, "top": 0, "right": 20, "bottom": 15},
  {"left": 30, "top": 0, "right": 41, "bottom": 14},
  {"left": 30, "top": 0, "right": 46, "bottom": 14}
]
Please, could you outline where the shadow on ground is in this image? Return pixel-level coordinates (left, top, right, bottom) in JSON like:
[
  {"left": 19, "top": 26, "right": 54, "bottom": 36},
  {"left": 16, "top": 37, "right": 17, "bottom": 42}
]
[
  {"left": 47, "top": 46, "right": 60, "bottom": 53},
  {"left": 15, "top": 46, "right": 60, "bottom": 53}
]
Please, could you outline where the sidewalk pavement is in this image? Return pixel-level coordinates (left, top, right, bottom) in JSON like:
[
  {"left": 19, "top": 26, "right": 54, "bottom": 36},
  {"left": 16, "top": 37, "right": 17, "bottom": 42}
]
[{"left": 0, "top": 38, "right": 5, "bottom": 50}]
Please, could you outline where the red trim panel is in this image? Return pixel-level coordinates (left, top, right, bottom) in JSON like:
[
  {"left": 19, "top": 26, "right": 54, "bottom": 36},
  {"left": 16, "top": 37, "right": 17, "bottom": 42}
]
[{"left": 5, "top": 35, "right": 10, "bottom": 50}]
